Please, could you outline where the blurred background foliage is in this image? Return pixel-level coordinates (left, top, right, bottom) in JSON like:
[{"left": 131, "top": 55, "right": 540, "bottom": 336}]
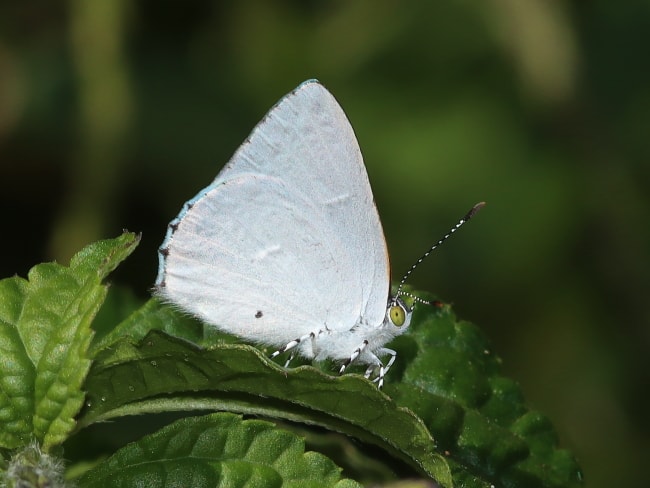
[{"left": 1, "top": 1, "right": 648, "bottom": 486}]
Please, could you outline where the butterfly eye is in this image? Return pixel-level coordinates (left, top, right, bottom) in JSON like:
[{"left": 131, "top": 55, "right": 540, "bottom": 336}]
[{"left": 389, "top": 304, "right": 407, "bottom": 327}]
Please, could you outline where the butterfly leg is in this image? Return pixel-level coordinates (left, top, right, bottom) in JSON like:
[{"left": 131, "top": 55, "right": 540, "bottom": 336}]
[
  {"left": 373, "top": 357, "right": 386, "bottom": 389},
  {"left": 339, "top": 340, "right": 369, "bottom": 375},
  {"left": 270, "top": 331, "right": 316, "bottom": 365},
  {"left": 340, "top": 341, "right": 389, "bottom": 389},
  {"left": 283, "top": 350, "right": 296, "bottom": 368},
  {"left": 365, "top": 349, "right": 397, "bottom": 388},
  {"left": 364, "top": 364, "right": 375, "bottom": 378},
  {"left": 379, "top": 348, "right": 397, "bottom": 376}
]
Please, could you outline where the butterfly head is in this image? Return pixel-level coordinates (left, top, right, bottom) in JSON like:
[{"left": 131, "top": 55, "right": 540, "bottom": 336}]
[{"left": 385, "top": 296, "right": 413, "bottom": 330}]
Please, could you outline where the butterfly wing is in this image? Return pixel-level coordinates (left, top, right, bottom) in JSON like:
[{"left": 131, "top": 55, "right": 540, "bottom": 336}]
[{"left": 156, "top": 80, "right": 390, "bottom": 348}]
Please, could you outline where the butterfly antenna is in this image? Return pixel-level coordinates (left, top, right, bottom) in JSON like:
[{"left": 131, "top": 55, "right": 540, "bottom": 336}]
[
  {"left": 396, "top": 202, "right": 485, "bottom": 300},
  {"left": 398, "top": 291, "right": 433, "bottom": 306}
]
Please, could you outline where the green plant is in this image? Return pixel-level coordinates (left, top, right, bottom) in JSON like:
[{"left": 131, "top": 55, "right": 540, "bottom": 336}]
[{"left": 0, "top": 233, "right": 582, "bottom": 487}]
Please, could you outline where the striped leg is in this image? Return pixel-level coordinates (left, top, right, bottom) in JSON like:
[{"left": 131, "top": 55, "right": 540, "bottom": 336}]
[
  {"left": 339, "top": 340, "right": 369, "bottom": 375},
  {"left": 379, "top": 348, "right": 397, "bottom": 377},
  {"left": 366, "top": 349, "right": 397, "bottom": 388},
  {"left": 339, "top": 342, "right": 391, "bottom": 389},
  {"left": 270, "top": 331, "right": 316, "bottom": 366}
]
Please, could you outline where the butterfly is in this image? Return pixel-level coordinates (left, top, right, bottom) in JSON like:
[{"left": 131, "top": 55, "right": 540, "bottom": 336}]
[{"left": 155, "top": 80, "right": 483, "bottom": 388}]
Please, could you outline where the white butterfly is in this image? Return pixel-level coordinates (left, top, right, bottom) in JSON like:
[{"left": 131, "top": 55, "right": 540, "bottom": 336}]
[{"left": 155, "top": 80, "right": 482, "bottom": 388}]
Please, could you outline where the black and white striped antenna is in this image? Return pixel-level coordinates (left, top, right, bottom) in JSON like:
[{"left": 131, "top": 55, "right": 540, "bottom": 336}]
[{"left": 396, "top": 201, "right": 485, "bottom": 304}]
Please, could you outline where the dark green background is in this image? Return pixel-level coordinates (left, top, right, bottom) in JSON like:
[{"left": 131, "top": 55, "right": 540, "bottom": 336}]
[{"left": 1, "top": 2, "right": 648, "bottom": 486}]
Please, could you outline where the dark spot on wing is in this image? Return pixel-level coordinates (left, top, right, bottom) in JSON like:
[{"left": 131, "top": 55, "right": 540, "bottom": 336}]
[{"left": 255, "top": 310, "right": 263, "bottom": 319}]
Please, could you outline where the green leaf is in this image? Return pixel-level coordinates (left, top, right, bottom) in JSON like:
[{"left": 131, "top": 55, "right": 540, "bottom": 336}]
[
  {"left": 386, "top": 301, "right": 583, "bottom": 488},
  {"left": 77, "top": 291, "right": 582, "bottom": 487},
  {"left": 90, "top": 294, "right": 205, "bottom": 356},
  {"left": 0, "top": 279, "right": 33, "bottom": 448},
  {"left": 77, "top": 412, "right": 361, "bottom": 488},
  {"left": 78, "top": 308, "right": 452, "bottom": 487},
  {"left": 0, "top": 232, "right": 140, "bottom": 450}
]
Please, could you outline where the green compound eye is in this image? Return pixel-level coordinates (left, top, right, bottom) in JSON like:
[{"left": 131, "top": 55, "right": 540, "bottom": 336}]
[{"left": 389, "top": 304, "right": 406, "bottom": 326}]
